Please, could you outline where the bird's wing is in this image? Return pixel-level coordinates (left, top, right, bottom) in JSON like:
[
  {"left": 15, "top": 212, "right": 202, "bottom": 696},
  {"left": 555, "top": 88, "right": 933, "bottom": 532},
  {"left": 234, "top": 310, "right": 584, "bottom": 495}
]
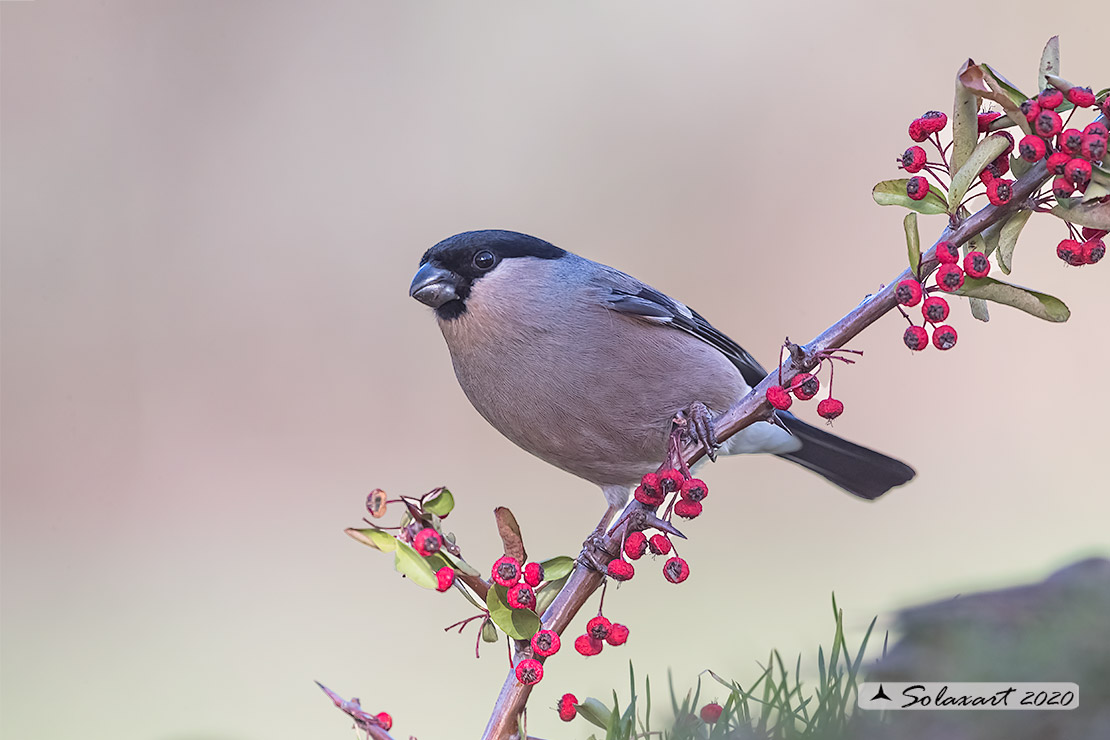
[{"left": 596, "top": 266, "right": 769, "bottom": 387}]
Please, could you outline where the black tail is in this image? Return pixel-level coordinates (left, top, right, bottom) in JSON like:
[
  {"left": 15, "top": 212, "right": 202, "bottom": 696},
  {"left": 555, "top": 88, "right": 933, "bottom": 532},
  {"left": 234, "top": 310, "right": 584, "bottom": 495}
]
[{"left": 775, "top": 414, "right": 915, "bottom": 500}]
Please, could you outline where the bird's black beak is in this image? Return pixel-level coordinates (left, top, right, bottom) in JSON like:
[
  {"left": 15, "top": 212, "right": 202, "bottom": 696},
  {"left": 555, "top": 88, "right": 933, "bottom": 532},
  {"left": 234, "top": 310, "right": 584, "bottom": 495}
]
[{"left": 409, "top": 262, "right": 460, "bottom": 308}]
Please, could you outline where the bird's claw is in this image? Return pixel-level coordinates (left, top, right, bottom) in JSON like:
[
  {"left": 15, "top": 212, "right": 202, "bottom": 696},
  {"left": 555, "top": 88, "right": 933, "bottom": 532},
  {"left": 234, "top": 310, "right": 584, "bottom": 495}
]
[{"left": 677, "top": 402, "right": 719, "bottom": 461}]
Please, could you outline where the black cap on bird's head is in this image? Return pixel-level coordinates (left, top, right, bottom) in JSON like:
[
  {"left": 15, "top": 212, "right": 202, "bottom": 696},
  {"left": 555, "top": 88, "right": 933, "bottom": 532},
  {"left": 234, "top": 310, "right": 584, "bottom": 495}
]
[{"left": 409, "top": 230, "right": 565, "bottom": 319}]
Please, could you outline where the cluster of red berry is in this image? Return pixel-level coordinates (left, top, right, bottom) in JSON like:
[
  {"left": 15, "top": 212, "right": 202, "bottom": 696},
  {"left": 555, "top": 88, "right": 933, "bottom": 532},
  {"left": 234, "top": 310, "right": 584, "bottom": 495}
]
[
  {"left": 894, "top": 240, "right": 970, "bottom": 352},
  {"left": 765, "top": 348, "right": 856, "bottom": 422},
  {"left": 1056, "top": 227, "right": 1107, "bottom": 266},
  {"left": 491, "top": 555, "right": 545, "bottom": 609}
]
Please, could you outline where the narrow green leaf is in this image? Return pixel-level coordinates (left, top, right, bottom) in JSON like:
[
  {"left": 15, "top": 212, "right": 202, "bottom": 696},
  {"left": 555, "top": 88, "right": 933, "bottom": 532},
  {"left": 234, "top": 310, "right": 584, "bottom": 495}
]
[
  {"left": 951, "top": 61, "right": 980, "bottom": 176},
  {"left": 442, "top": 550, "right": 482, "bottom": 578},
  {"left": 948, "top": 135, "right": 1010, "bottom": 209},
  {"left": 970, "top": 298, "right": 990, "bottom": 322},
  {"left": 533, "top": 573, "right": 569, "bottom": 616},
  {"left": 982, "top": 64, "right": 1027, "bottom": 105},
  {"left": 345, "top": 527, "right": 397, "bottom": 553},
  {"left": 980, "top": 219, "right": 1003, "bottom": 259},
  {"left": 1010, "top": 153, "right": 1032, "bottom": 178},
  {"left": 423, "top": 487, "right": 455, "bottom": 516},
  {"left": 1051, "top": 200, "right": 1110, "bottom": 230},
  {"left": 953, "top": 277, "right": 1070, "bottom": 322},
  {"left": 538, "top": 555, "right": 576, "bottom": 580},
  {"left": 480, "top": 617, "right": 499, "bottom": 643},
  {"left": 959, "top": 62, "right": 1031, "bottom": 135},
  {"left": 393, "top": 540, "right": 438, "bottom": 589},
  {"left": 872, "top": 179, "right": 948, "bottom": 215},
  {"left": 575, "top": 698, "right": 613, "bottom": 730},
  {"left": 997, "top": 209, "right": 1032, "bottom": 274},
  {"left": 1083, "top": 181, "right": 1110, "bottom": 204},
  {"left": 903, "top": 212, "right": 920, "bottom": 276},
  {"left": 1038, "top": 36, "right": 1060, "bottom": 91},
  {"left": 484, "top": 584, "right": 541, "bottom": 639}
]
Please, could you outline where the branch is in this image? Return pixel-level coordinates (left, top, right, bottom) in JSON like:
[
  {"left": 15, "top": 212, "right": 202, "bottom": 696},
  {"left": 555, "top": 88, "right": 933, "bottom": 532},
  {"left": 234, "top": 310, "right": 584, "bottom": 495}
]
[{"left": 480, "top": 158, "right": 1052, "bottom": 739}]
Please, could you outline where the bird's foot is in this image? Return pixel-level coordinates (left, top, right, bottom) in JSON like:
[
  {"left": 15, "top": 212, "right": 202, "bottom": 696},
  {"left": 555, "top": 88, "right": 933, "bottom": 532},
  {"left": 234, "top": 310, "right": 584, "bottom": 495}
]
[
  {"left": 674, "top": 401, "right": 719, "bottom": 463},
  {"left": 579, "top": 526, "right": 615, "bottom": 572}
]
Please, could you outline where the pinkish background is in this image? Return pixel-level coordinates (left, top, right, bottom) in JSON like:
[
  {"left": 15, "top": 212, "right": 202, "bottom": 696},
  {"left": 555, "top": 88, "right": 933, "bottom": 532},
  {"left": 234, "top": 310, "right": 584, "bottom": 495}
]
[{"left": 3, "top": 2, "right": 1108, "bottom": 739}]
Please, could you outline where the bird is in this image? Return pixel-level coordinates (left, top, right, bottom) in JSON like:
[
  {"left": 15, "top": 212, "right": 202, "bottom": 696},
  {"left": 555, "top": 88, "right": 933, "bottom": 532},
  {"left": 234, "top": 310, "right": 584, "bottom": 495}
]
[{"left": 409, "top": 229, "right": 914, "bottom": 526}]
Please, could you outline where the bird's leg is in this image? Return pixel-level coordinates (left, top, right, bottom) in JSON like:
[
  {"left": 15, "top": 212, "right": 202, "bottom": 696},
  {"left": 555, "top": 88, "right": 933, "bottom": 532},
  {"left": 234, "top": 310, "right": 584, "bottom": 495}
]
[
  {"left": 672, "top": 401, "right": 719, "bottom": 473},
  {"left": 579, "top": 503, "right": 622, "bottom": 572}
]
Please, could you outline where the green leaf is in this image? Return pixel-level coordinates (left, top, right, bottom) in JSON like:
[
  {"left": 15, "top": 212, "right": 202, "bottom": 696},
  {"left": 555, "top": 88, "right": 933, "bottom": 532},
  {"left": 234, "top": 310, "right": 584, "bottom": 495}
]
[
  {"left": 423, "top": 487, "right": 455, "bottom": 516},
  {"left": 982, "top": 64, "right": 1027, "bottom": 106},
  {"left": 345, "top": 527, "right": 397, "bottom": 552},
  {"left": 1038, "top": 36, "right": 1060, "bottom": 91},
  {"left": 534, "top": 574, "right": 569, "bottom": 617},
  {"left": 948, "top": 135, "right": 1010, "bottom": 210},
  {"left": 979, "top": 219, "right": 1003, "bottom": 259},
  {"left": 952, "top": 61, "right": 980, "bottom": 176},
  {"left": 1051, "top": 200, "right": 1110, "bottom": 230},
  {"left": 996, "top": 209, "right": 1032, "bottom": 274},
  {"left": 538, "top": 555, "right": 576, "bottom": 581},
  {"left": 953, "top": 277, "right": 1070, "bottom": 322},
  {"left": 481, "top": 617, "right": 500, "bottom": 643},
  {"left": 872, "top": 179, "right": 949, "bottom": 215},
  {"left": 1010, "top": 153, "right": 1032, "bottom": 178},
  {"left": 442, "top": 551, "right": 482, "bottom": 578},
  {"left": 393, "top": 540, "right": 438, "bottom": 589},
  {"left": 575, "top": 698, "right": 614, "bottom": 730},
  {"left": 1083, "top": 180, "right": 1110, "bottom": 204},
  {"left": 484, "top": 584, "right": 541, "bottom": 640},
  {"left": 959, "top": 62, "right": 1031, "bottom": 135},
  {"left": 969, "top": 298, "right": 990, "bottom": 322},
  {"left": 903, "top": 212, "right": 920, "bottom": 276}
]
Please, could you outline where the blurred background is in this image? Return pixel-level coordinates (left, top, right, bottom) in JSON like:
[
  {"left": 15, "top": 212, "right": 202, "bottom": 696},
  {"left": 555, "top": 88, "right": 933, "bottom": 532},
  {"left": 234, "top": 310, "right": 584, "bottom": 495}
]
[{"left": 2, "top": 2, "right": 1108, "bottom": 738}]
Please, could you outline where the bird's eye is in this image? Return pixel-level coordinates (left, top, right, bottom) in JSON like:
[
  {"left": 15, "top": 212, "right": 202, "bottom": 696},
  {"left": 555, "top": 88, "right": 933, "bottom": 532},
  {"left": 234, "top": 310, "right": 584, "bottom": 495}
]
[{"left": 473, "top": 250, "right": 496, "bottom": 270}]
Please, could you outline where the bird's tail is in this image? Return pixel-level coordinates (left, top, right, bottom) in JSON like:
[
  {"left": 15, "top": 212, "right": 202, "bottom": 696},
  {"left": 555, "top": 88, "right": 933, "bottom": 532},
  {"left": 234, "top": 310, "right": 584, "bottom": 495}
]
[{"left": 774, "top": 413, "right": 915, "bottom": 500}]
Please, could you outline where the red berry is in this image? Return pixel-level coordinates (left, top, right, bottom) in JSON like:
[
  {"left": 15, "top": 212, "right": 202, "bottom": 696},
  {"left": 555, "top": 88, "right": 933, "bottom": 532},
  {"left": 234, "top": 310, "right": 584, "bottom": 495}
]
[
  {"left": 412, "top": 527, "right": 442, "bottom": 557},
  {"left": 1034, "top": 109, "right": 1063, "bottom": 137},
  {"left": 963, "top": 251, "right": 990, "bottom": 279},
  {"left": 1067, "top": 86, "right": 1096, "bottom": 107},
  {"left": 1047, "top": 150, "right": 1070, "bottom": 175},
  {"left": 587, "top": 616, "right": 611, "bottom": 640},
  {"left": 492, "top": 555, "right": 522, "bottom": 587},
  {"left": 895, "top": 279, "right": 923, "bottom": 307},
  {"left": 606, "top": 623, "right": 629, "bottom": 646},
  {"left": 1083, "top": 122, "right": 1109, "bottom": 140},
  {"left": 375, "top": 712, "right": 393, "bottom": 731},
  {"left": 507, "top": 583, "right": 536, "bottom": 610},
  {"left": 639, "top": 472, "right": 662, "bottom": 496},
  {"left": 515, "top": 658, "right": 543, "bottom": 686},
  {"left": 634, "top": 484, "right": 665, "bottom": 507},
  {"left": 922, "top": 296, "right": 950, "bottom": 323},
  {"left": 766, "top": 385, "right": 793, "bottom": 410},
  {"left": 903, "top": 325, "right": 929, "bottom": 351},
  {"left": 985, "top": 154, "right": 1009, "bottom": 179},
  {"left": 659, "top": 469, "right": 685, "bottom": 493},
  {"left": 680, "top": 477, "right": 709, "bottom": 502},
  {"left": 1020, "top": 98, "right": 1040, "bottom": 122},
  {"left": 1018, "top": 135, "right": 1047, "bottom": 162},
  {"left": 1052, "top": 177, "right": 1076, "bottom": 199},
  {"left": 606, "top": 558, "right": 635, "bottom": 581},
  {"left": 1082, "top": 238, "right": 1106, "bottom": 265},
  {"left": 978, "top": 167, "right": 995, "bottom": 185},
  {"left": 918, "top": 110, "right": 947, "bottom": 134},
  {"left": 936, "top": 240, "right": 960, "bottom": 264},
  {"left": 908, "top": 118, "right": 929, "bottom": 142},
  {"left": 1103, "top": 97, "right": 1110, "bottom": 118},
  {"left": 817, "top": 398, "right": 844, "bottom": 420},
  {"left": 531, "top": 629, "right": 561, "bottom": 657},
  {"left": 906, "top": 175, "right": 930, "bottom": 201},
  {"left": 663, "top": 556, "right": 690, "bottom": 584},
  {"left": 977, "top": 111, "right": 1002, "bottom": 132},
  {"left": 901, "top": 146, "right": 927, "bottom": 173},
  {"left": 790, "top": 372, "right": 820, "bottom": 401},
  {"left": 985, "top": 178, "right": 1013, "bottom": 206},
  {"left": 700, "top": 702, "right": 724, "bottom": 724},
  {"left": 558, "top": 694, "right": 578, "bottom": 722},
  {"left": 523, "top": 561, "right": 545, "bottom": 587},
  {"left": 623, "top": 531, "right": 648, "bottom": 560},
  {"left": 1080, "top": 135, "right": 1107, "bottom": 162},
  {"left": 1056, "top": 239, "right": 1083, "bottom": 266},
  {"left": 673, "top": 499, "right": 703, "bottom": 519},
  {"left": 435, "top": 566, "right": 456, "bottom": 592},
  {"left": 1038, "top": 87, "right": 1064, "bottom": 110},
  {"left": 574, "top": 634, "right": 603, "bottom": 656},
  {"left": 648, "top": 534, "right": 672, "bottom": 555},
  {"left": 1064, "top": 158, "right": 1092, "bottom": 187},
  {"left": 932, "top": 325, "right": 958, "bottom": 350},
  {"left": 1059, "top": 129, "right": 1084, "bottom": 155},
  {"left": 936, "top": 263, "right": 965, "bottom": 292}
]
